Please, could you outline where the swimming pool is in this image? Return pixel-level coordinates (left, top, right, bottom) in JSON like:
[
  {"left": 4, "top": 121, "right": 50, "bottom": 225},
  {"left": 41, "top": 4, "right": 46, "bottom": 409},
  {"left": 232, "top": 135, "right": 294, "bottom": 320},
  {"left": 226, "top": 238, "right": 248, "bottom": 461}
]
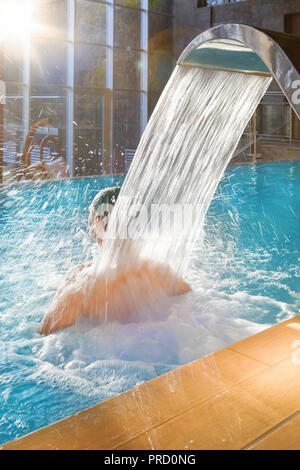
[{"left": 0, "top": 161, "right": 299, "bottom": 445}]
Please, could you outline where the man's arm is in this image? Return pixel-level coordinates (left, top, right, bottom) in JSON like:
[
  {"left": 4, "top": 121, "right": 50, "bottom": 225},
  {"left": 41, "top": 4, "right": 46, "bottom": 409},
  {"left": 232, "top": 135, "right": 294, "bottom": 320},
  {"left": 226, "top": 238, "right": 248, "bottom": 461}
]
[
  {"left": 37, "top": 262, "right": 92, "bottom": 335},
  {"left": 37, "top": 285, "right": 84, "bottom": 334}
]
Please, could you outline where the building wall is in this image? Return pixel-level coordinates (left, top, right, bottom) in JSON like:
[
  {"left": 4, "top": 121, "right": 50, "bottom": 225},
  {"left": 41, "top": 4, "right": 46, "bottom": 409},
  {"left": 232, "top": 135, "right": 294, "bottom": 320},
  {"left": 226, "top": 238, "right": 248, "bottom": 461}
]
[{"left": 173, "top": 0, "right": 300, "bottom": 59}]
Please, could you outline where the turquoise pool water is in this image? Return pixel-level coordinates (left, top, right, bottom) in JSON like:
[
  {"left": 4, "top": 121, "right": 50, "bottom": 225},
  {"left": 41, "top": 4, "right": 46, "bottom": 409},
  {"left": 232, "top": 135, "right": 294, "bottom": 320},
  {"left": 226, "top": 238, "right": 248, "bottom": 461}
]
[{"left": 0, "top": 161, "right": 299, "bottom": 445}]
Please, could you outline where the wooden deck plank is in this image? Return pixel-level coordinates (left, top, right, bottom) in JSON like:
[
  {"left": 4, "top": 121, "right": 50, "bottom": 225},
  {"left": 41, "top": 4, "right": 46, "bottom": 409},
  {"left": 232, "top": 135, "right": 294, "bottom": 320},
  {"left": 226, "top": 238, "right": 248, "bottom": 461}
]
[
  {"left": 117, "top": 357, "right": 300, "bottom": 450},
  {"left": 228, "top": 316, "right": 300, "bottom": 365},
  {"left": 247, "top": 414, "right": 300, "bottom": 450},
  {"left": 2, "top": 348, "right": 265, "bottom": 450}
]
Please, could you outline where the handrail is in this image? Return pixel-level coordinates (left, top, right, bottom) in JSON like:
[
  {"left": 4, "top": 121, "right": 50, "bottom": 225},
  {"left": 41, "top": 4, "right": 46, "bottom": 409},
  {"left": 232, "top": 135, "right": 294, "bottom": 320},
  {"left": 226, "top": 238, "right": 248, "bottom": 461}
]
[
  {"left": 39, "top": 135, "right": 69, "bottom": 177},
  {"left": 39, "top": 136, "right": 63, "bottom": 163},
  {"left": 19, "top": 122, "right": 69, "bottom": 180},
  {"left": 21, "top": 118, "right": 50, "bottom": 165},
  {"left": 24, "top": 141, "right": 42, "bottom": 167},
  {"left": 233, "top": 136, "right": 263, "bottom": 158}
]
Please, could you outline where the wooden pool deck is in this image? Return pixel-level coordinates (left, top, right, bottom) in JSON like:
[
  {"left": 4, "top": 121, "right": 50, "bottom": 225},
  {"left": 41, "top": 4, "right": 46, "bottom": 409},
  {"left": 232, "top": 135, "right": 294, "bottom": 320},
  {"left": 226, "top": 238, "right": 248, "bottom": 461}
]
[{"left": 2, "top": 315, "right": 300, "bottom": 450}]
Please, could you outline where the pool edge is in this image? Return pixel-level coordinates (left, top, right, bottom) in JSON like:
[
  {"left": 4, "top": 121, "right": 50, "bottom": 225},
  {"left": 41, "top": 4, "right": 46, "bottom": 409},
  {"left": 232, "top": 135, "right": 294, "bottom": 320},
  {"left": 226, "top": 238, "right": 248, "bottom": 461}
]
[{"left": 2, "top": 315, "right": 300, "bottom": 450}]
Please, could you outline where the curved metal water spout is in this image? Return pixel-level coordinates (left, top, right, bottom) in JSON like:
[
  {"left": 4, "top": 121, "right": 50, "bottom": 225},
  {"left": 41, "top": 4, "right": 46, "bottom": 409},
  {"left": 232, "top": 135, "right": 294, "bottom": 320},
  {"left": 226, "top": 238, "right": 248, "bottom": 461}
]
[{"left": 177, "top": 24, "right": 300, "bottom": 120}]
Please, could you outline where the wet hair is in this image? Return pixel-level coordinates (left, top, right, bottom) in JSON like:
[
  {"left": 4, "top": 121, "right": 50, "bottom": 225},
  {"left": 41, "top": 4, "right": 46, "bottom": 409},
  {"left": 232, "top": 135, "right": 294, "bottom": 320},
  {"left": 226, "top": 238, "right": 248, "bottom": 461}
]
[{"left": 88, "top": 186, "right": 121, "bottom": 240}]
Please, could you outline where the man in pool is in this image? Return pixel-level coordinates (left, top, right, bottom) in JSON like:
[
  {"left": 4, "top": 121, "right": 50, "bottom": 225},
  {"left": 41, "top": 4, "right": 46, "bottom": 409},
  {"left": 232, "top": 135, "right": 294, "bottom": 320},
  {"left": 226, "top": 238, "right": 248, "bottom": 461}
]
[{"left": 38, "top": 186, "right": 191, "bottom": 335}]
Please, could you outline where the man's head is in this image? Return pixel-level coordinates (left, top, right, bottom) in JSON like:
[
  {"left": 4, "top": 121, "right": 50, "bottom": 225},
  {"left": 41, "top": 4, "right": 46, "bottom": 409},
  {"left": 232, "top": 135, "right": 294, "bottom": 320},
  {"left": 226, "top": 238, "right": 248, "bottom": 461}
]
[{"left": 88, "top": 186, "right": 121, "bottom": 244}]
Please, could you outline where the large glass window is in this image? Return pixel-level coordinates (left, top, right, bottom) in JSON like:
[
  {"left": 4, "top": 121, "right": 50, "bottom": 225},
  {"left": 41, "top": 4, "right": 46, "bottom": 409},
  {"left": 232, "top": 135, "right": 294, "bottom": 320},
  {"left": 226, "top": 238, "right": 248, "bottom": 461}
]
[
  {"left": 76, "top": 0, "right": 106, "bottom": 45},
  {"left": 74, "top": 93, "right": 105, "bottom": 176},
  {"left": 113, "top": 91, "right": 140, "bottom": 150},
  {"left": 149, "top": 0, "right": 173, "bottom": 14},
  {"left": 29, "top": 86, "right": 67, "bottom": 165},
  {"left": 3, "top": 85, "right": 24, "bottom": 168},
  {"left": 30, "top": 86, "right": 67, "bottom": 128},
  {"left": 30, "top": 40, "right": 67, "bottom": 86},
  {"left": 75, "top": 44, "right": 106, "bottom": 88},
  {"left": 148, "top": 91, "right": 160, "bottom": 118},
  {"left": 204, "top": 0, "right": 248, "bottom": 5},
  {"left": 114, "top": 6, "right": 141, "bottom": 49},
  {"left": 257, "top": 95, "right": 290, "bottom": 138},
  {"left": 32, "top": 0, "right": 68, "bottom": 40},
  {"left": 2, "top": 39, "right": 24, "bottom": 84},
  {"left": 148, "top": 9, "right": 174, "bottom": 119},
  {"left": 114, "top": 49, "right": 141, "bottom": 90},
  {"left": 115, "top": 1, "right": 141, "bottom": 7},
  {"left": 1, "top": 0, "right": 175, "bottom": 179},
  {"left": 149, "top": 50, "right": 173, "bottom": 93},
  {"left": 74, "top": 1, "right": 107, "bottom": 176},
  {"left": 149, "top": 12, "right": 173, "bottom": 53}
]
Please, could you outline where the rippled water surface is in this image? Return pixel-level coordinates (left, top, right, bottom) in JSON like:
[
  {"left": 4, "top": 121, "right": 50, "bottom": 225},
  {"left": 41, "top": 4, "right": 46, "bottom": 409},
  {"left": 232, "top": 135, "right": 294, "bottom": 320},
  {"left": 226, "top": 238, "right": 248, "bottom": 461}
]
[{"left": 0, "top": 161, "right": 299, "bottom": 445}]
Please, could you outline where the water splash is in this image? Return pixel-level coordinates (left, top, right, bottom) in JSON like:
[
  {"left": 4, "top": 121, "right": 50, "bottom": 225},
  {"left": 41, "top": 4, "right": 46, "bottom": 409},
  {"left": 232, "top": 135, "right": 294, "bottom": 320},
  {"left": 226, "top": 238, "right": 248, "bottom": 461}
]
[
  {"left": 1, "top": 163, "right": 300, "bottom": 445},
  {"left": 97, "top": 66, "right": 271, "bottom": 314}
]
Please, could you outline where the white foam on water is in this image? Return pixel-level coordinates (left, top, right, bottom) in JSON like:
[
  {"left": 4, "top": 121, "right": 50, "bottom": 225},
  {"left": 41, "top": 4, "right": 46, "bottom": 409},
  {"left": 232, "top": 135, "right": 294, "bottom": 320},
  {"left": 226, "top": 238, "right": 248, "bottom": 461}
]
[
  {"left": 4, "top": 227, "right": 298, "bottom": 413},
  {"left": 22, "top": 270, "right": 279, "bottom": 400}
]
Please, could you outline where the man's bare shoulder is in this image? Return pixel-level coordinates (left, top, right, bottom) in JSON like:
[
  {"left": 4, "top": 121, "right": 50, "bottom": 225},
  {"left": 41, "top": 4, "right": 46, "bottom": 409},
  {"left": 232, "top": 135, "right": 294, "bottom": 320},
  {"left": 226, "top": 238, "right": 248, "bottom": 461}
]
[{"left": 65, "top": 261, "right": 93, "bottom": 283}]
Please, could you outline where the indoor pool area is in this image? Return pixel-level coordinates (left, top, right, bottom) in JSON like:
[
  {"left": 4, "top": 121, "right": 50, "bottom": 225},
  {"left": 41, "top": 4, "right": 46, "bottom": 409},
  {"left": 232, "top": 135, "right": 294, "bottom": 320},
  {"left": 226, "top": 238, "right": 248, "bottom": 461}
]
[
  {"left": 1, "top": 0, "right": 300, "bottom": 455},
  {"left": 1, "top": 160, "right": 299, "bottom": 446}
]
